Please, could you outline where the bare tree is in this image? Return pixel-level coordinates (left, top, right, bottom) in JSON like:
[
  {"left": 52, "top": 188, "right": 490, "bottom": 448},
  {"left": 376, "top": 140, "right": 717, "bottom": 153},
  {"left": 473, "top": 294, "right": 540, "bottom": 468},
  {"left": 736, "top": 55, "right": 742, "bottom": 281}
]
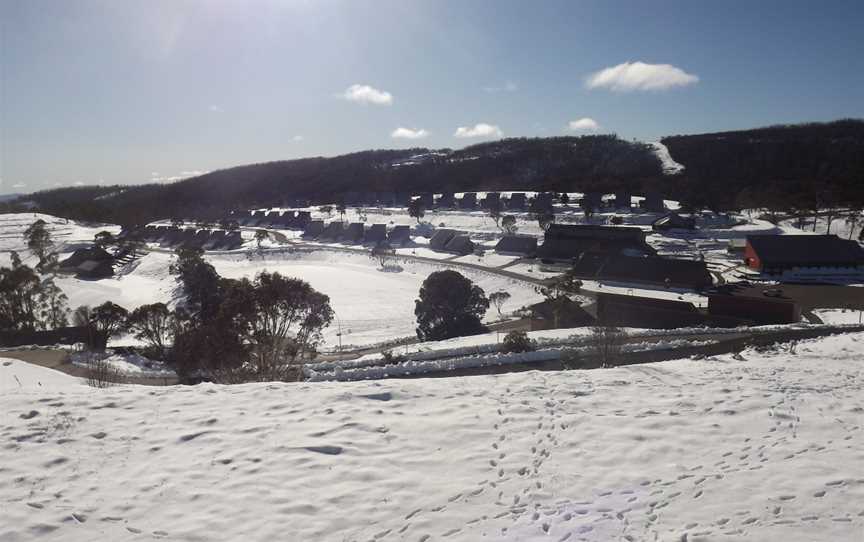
[
  {"left": 370, "top": 243, "right": 397, "bottom": 270},
  {"left": 501, "top": 215, "right": 518, "bottom": 234},
  {"left": 588, "top": 325, "right": 626, "bottom": 367},
  {"left": 127, "top": 303, "right": 173, "bottom": 357},
  {"left": 488, "top": 198, "right": 503, "bottom": 228},
  {"left": 408, "top": 199, "right": 425, "bottom": 224},
  {"left": 255, "top": 229, "right": 269, "bottom": 250},
  {"left": 489, "top": 290, "right": 511, "bottom": 318}
]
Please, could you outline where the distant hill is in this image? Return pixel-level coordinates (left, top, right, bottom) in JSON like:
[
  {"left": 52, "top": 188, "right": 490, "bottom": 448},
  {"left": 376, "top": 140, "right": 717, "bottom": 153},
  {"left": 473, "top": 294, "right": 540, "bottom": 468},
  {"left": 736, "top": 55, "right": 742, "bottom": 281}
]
[
  {"left": 21, "top": 136, "right": 661, "bottom": 225},
  {"left": 662, "top": 119, "right": 864, "bottom": 210},
  {"left": 11, "top": 120, "right": 864, "bottom": 226}
]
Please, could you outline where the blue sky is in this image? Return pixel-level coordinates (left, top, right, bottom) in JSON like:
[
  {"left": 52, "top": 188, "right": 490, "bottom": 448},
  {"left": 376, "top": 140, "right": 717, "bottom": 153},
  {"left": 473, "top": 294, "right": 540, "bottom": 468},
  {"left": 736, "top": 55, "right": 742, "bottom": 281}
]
[{"left": 2, "top": 0, "right": 863, "bottom": 194}]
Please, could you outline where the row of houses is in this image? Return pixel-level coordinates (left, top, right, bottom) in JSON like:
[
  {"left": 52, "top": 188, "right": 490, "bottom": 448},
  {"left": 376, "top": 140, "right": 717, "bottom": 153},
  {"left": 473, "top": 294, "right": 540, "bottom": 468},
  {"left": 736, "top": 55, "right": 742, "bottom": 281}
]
[
  {"left": 302, "top": 221, "right": 412, "bottom": 246},
  {"left": 529, "top": 287, "right": 802, "bottom": 332},
  {"left": 133, "top": 226, "right": 244, "bottom": 250},
  {"left": 429, "top": 229, "right": 476, "bottom": 256},
  {"left": 237, "top": 210, "right": 312, "bottom": 229},
  {"left": 492, "top": 224, "right": 711, "bottom": 290}
]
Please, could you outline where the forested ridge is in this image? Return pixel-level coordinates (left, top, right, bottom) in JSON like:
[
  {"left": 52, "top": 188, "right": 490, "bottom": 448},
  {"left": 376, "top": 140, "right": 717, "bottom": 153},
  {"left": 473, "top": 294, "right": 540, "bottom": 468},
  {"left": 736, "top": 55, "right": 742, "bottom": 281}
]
[{"left": 7, "top": 120, "right": 864, "bottom": 226}]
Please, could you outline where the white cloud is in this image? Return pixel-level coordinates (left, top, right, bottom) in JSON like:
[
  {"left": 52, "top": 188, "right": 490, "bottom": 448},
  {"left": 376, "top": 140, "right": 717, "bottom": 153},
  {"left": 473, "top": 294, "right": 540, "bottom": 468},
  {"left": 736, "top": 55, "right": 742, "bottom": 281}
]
[
  {"left": 12, "top": 182, "right": 26, "bottom": 189},
  {"left": 208, "top": 105, "right": 224, "bottom": 113},
  {"left": 292, "top": 135, "right": 304, "bottom": 142},
  {"left": 483, "top": 81, "right": 518, "bottom": 93},
  {"left": 341, "top": 84, "right": 393, "bottom": 105},
  {"left": 180, "top": 170, "right": 208, "bottom": 177},
  {"left": 585, "top": 61, "right": 699, "bottom": 92},
  {"left": 567, "top": 117, "right": 600, "bottom": 132},
  {"left": 74, "top": 181, "right": 85, "bottom": 186},
  {"left": 454, "top": 123, "right": 503, "bottom": 139},
  {"left": 391, "top": 127, "right": 429, "bottom": 140}
]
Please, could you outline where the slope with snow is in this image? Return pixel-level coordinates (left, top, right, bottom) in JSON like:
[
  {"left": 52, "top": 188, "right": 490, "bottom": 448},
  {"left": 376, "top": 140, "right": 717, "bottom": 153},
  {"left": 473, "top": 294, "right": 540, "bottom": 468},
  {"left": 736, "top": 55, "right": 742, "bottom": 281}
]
[
  {"left": 1, "top": 332, "right": 862, "bottom": 541},
  {"left": 0, "top": 212, "right": 121, "bottom": 267},
  {"left": 649, "top": 142, "right": 685, "bottom": 175}
]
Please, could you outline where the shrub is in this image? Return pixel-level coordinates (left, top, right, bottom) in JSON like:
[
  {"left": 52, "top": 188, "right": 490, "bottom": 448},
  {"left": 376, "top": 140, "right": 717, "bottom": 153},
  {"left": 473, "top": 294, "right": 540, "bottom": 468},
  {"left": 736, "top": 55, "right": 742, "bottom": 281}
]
[
  {"left": 381, "top": 350, "right": 406, "bottom": 365},
  {"left": 80, "top": 353, "right": 124, "bottom": 388},
  {"left": 502, "top": 330, "right": 534, "bottom": 353},
  {"left": 589, "top": 325, "right": 626, "bottom": 367}
]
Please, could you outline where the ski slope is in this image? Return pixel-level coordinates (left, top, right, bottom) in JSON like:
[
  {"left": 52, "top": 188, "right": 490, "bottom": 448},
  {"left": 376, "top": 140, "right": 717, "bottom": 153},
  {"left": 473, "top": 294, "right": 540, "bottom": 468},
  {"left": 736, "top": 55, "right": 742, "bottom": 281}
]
[{"left": 1, "top": 331, "right": 862, "bottom": 541}]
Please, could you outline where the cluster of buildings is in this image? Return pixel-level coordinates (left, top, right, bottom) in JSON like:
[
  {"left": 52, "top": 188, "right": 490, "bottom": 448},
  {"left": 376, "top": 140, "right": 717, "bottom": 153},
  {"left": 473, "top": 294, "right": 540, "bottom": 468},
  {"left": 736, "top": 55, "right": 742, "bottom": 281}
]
[
  {"left": 131, "top": 225, "right": 244, "bottom": 251},
  {"left": 302, "top": 221, "right": 411, "bottom": 247}
]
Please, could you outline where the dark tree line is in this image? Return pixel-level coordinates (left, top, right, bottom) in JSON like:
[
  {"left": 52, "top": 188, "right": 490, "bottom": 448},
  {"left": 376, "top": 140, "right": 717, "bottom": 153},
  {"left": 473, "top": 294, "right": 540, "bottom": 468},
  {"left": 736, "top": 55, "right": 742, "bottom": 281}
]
[
  {"left": 664, "top": 119, "right": 864, "bottom": 212},
  {"left": 16, "top": 135, "right": 662, "bottom": 226}
]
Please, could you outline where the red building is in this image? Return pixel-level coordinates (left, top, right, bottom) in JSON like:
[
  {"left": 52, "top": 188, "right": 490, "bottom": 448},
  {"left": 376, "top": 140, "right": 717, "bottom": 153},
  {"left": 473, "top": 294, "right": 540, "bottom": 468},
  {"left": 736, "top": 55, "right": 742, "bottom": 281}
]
[{"left": 744, "top": 234, "right": 864, "bottom": 275}]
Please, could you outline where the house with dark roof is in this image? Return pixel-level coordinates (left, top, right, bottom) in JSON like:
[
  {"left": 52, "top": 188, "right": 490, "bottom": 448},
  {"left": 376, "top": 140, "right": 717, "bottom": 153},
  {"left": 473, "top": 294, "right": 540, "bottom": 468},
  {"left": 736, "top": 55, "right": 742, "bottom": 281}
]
[
  {"left": 538, "top": 225, "right": 654, "bottom": 262},
  {"left": 744, "top": 235, "right": 864, "bottom": 275},
  {"left": 580, "top": 192, "right": 603, "bottom": 212},
  {"left": 436, "top": 193, "right": 455, "bottom": 208},
  {"left": 222, "top": 231, "right": 243, "bottom": 249},
  {"left": 459, "top": 193, "right": 477, "bottom": 209},
  {"left": 342, "top": 223, "right": 365, "bottom": 244},
  {"left": 203, "top": 230, "right": 226, "bottom": 250},
  {"left": 495, "top": 235, "right": 538, "bottom": 256},
  {"left": 364, "top": 224, "right": 387, "bottom": 244},
  {"left": 596, "top": 293, "right": 709, "bottom": 329},
  {"left": 652, "top": 212, "right": 696, "bottom": 231},
  {"left": 444, "top": 235, "right": 475, "bottom": 255},
  {"left": 394, "top": 192, "right": 411, "bottom": 207},
  {"left": 319, "top": 222, "right": 345, "bottom": 241},
  {"left": 481, "top": 192, "right": 501, "bottom": 209},
  {"left": 507, "top": 193, "right": 527, "bottom": 210},
  {"left": 563, "top": 251, "right": 712, "bottom": 290},
  {"left": 599, "top": 255, "right": 713, "bottom": 289},
  {"left": 59, "top": 247, "right": 113, "bottom": 273},
  {"left": 708, "top": 290, "right": 801, "bottom": 325},
  {"left": 302, "top": 220, "right": 325, "bottom": 239},
  {"left": 388, "top": 225, "right": 411, "bottom": 246},
  {"left": 614, "top": 191, "right": 632, "bottom": 209},
  {"left": 76, "top": 259, "right": 114, "bottom": 279},
  {"left": 641, "top": 192, "right": 665, "bottom": 213},
  {"left": 190, "top": 230, "right": 211, "bottom": 248},
  {"left": 532, "top": 192, "right": 554, "bottom": 211},
  {"left": 528, "top": 298, "right": 595, "bottom": 330},
  {"left": 430, "top": 229, "right": 457, "bottom": 251},
  {"left": 416, "top": 193, "right": 434, "bottom": 208},
  {"left": 294, "top": 211, "right": 312, "bottom": 228}
]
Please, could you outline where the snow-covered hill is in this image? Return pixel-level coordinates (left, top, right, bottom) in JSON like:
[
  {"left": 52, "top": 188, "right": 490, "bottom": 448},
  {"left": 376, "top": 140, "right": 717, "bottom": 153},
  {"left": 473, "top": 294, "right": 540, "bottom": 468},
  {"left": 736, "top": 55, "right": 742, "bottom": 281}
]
[
  {"left": 0, "top": 212, "right": 120, "bottom": 267},
  {"left": 2, "top": 331, "right": 862, "bottom": 541}
]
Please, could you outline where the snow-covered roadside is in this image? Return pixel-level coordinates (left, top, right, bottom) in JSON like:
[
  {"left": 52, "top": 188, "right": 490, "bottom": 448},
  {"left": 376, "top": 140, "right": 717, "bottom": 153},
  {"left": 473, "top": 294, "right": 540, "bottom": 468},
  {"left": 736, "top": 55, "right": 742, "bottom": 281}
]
[
  {"left": 68, "top": 351, "right": 175, "bottom": 378},
  {"left": 1, "top": 331, "right": 862, "bottom": 541},
  {"left": 306, "top": 338, "right": 717, "bottom": 381}
]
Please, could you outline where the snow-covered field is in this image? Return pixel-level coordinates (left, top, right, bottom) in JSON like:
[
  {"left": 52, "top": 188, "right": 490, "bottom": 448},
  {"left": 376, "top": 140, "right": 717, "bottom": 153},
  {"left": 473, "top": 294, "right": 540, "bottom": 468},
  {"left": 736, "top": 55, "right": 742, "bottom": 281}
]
[
  {"left": 211, "top": 251, "right": 543, "bottom": 347},
  {"left": 2, "top": 331, "right": 863, "bottom": 541}
]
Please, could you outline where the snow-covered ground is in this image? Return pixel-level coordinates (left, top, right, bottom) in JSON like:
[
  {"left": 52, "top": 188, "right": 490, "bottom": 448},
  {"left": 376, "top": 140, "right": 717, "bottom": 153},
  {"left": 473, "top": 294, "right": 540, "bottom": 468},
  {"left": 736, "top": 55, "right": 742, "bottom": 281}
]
[
  {"left": 210, "top": 251, "right": 544, "bottom": 348},
  {"left": 2, "top": 330, "right": 863, "bottom": 541},
  {"left": 0, "top": 212, "right": 120, "bottom": 268},
  {"left": 779, "top": 211, "right": 863, "bottom": 242},
  {"left": 68, "top": 351, "right": 175, "bottom": 378}
]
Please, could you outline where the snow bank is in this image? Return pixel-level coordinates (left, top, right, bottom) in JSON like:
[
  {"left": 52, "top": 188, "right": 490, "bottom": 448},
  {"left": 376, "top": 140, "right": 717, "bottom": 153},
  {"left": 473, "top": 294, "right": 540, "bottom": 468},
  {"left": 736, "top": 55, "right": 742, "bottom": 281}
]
[
  {"left": 0, "top": 357, "right": 84, "bottom": 392},
  {"left": 2, "top": 332, "right": 863, "bottom": 541}
]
